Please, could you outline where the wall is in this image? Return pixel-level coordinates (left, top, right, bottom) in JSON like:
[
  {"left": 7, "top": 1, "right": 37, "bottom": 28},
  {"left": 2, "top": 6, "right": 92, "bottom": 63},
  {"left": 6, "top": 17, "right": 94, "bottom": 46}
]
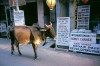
[{"left": 60, "top": 2, "right": 67, "bottom": 17}]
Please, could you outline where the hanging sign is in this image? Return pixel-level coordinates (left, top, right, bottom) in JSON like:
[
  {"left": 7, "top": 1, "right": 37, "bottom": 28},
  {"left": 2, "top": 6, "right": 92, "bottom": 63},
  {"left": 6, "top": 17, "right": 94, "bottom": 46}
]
[
  {"left": 13, "top": 10, "right": 25, "bottom": 26},
  {"left": 56, "top": 17, "right": 70, "bottom": 49}
]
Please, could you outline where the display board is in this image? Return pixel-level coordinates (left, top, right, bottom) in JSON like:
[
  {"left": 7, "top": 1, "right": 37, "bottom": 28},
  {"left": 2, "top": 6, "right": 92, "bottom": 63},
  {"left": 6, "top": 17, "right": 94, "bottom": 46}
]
[
  {"left": 56, "top": 17, "right": 70, "bottom": 49},
  {"left": 69, "top": 42, "right": 100, "bottom": 54},
  {"left": 77, "top": 5, "right": 90, "bottom": 29},
  {"left": 69, "top": 33, "right": 100, "bottom": 55},
  {"left": 14, "top": 10, "right": 25, "bottom": 26},
  {"left": 70, "top": 33, "right": 96, "bottom": 44}
]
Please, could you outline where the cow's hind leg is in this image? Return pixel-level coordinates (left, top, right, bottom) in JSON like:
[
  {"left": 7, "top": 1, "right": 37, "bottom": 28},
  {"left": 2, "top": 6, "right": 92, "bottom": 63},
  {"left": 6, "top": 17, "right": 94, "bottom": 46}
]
[
  {"left": 11, "top": 42, "right": 15, "bottom": 55},
  {"left": 10, "top": 31, "right": 15, "bottom": 55},
  {"left": 32, "top": 43, "right": 38, "bottom": 59},
  {"left": 15, "top": 41, "right": 22, "bottom": 56}
]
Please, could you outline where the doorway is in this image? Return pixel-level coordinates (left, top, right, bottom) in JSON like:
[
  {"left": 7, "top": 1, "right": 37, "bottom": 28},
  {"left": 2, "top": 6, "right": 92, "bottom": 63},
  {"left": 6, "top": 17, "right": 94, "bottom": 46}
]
[{"left": 20, "top": 2, "right": 38, "bottom": 26}]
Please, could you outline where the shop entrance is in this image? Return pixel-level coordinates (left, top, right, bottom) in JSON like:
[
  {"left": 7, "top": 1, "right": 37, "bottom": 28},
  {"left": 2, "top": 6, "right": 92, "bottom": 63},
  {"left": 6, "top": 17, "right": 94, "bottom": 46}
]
[
  {"left": 20, "top": 2, "right": 38, "bottom": 26},
  {"left": 89, "top": 1, "right": 100, "bottom": 30}
]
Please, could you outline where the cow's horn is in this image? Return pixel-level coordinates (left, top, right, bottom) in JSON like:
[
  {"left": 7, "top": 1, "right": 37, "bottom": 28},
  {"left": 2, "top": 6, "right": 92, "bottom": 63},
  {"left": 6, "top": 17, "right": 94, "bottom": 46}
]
[
  {"left": 45, "top": 24, "right": 48, "bottom": 27},
  {"left": 50, "top": 22, "right": 52, "bottom": 26}
]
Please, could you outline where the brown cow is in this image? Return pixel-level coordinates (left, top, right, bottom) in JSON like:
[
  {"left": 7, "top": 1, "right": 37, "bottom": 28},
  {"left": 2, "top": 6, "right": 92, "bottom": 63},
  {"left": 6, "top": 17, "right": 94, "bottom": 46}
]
[{"left": 10, "top": 23, "right": 56, "bottom": 59}]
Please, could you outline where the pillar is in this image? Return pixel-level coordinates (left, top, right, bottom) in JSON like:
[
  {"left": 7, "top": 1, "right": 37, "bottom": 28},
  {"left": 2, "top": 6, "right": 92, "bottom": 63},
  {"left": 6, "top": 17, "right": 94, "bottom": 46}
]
[
  {"left": 37, "top": 0, "right": 44, "bottom": 28},
  {"left": 69, "top": 0, "right": 76, "bottom": 31}
]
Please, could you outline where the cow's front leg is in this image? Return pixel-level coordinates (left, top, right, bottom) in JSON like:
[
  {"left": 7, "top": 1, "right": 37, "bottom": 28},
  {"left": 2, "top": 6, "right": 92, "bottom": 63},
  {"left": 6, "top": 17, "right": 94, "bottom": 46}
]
[{"left": 32, "top": 43, "right": 38, "bottom": 59}]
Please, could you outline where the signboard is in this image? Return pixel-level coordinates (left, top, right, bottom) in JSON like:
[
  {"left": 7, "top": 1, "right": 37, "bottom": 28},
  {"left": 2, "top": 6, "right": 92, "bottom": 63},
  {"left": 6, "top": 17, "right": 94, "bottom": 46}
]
[
  {"left": 70, "top": 33, "right": 96, "bottom": 44},
  {"left": 9, "top": 0, "right": 26, "bottom": 7},
  {"left": 13, "top": 10, "right": 25, "bottom": 26},
  {"left": 69, "top": 33, "right": 100, "bottom": 54},
  {"left": 56, "top": 17, "right": 70, "bottom": 49},
  {"left": 77, "top": 5, "right": 90, "bottom": 29},
  {"left": 69, "top": 42, "right": 100, "bottom": 54},
  {"left": 0, "top": 23, "right": 7, "bottom": 32}
]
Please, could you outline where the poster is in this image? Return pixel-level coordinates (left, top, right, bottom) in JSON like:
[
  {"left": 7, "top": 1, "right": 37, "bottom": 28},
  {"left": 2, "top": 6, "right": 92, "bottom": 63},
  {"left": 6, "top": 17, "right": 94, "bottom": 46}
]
[
  {"left": 56, "top": 17, "right": 70, "bottom": 49},
  {"left": 77, "top": 5, "right": 90, "bottom": 29},
  {"left": 14, "top": 10, "right": 25, "bottom": 26}
]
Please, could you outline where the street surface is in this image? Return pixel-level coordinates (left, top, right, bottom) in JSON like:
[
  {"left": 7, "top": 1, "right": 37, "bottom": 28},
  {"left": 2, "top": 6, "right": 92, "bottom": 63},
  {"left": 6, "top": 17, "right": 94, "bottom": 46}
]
[{"left": 0, "top": 38, "right": 100, "bottom": 66}]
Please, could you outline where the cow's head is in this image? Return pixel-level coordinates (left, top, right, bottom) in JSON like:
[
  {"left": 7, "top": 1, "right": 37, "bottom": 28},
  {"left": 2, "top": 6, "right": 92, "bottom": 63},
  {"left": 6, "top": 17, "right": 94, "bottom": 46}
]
[{"left": 45, "top": 22, "right": 56, "bottom": 40}]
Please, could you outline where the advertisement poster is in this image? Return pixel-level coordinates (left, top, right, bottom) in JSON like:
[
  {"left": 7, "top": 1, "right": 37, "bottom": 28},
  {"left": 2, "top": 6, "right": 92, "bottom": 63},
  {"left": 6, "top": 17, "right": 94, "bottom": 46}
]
[
  {"left": 14, "top": 10, "right": 25, "bottom": 26},
  {"left": 56, "top": 17, "right": 70, "bottom": 49}
]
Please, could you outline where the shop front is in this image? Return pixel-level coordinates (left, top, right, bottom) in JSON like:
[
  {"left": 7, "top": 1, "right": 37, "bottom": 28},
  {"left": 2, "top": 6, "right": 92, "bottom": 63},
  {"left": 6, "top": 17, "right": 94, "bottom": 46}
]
[
  {"left": 75, "top": 0, "right": 100, "bottom": 43},
  {"left": 69, "top": 0, "right": 100, "bottom": 54},
  {"left": 55, "top": 0, "right": 100, "bottom": 55},
  {"left": 0, "top": 0, "right": 45, "bottom": 37}
]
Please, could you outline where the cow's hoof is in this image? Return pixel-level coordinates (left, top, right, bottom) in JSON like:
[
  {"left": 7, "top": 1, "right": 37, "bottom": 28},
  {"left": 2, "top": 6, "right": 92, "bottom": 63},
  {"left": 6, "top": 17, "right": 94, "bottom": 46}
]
[
  {"left": 34, "top": 56, "right": 38, "bottom": 60},
  {"left": 19, "top": 53, "right": 22, "bottom": 56},
  {"left": 11, "top": 54, "right": 14, "bottom": 56},
  {"left": 11, "top": 52, "right": 14, "bottom": 55}
]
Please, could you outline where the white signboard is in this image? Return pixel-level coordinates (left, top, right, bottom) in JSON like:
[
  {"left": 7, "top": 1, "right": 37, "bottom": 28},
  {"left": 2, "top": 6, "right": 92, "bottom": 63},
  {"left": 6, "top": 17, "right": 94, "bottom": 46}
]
[
  {"left": 56, "top": 17, "right": 70, "bottom": 49},
  {"left": 70, "top": 33, "right": 96, "bottom": 44},
  {"left": 69, "top": 42, "right": 100, "bottom": 54},
  {"left": 14, "top": 10, "right": 25, "bottom": 26}
]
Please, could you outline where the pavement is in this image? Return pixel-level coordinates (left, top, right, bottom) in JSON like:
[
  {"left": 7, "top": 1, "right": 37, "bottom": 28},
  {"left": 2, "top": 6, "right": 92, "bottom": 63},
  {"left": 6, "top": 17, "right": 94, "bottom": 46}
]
[{"left": 0, "top": 38, "right": 100, "bottom": 66}]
